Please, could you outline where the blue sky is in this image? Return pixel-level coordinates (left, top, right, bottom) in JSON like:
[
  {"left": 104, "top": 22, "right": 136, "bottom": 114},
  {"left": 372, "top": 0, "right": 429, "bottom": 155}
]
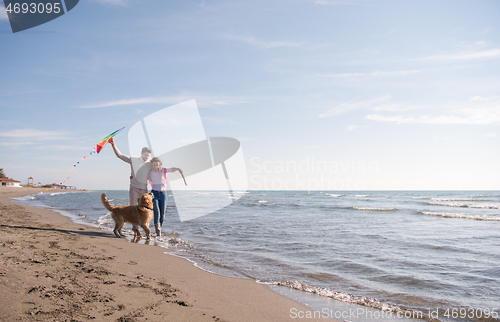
[{"left": 1, "top": 0, "right": 499, "bottom": 190}]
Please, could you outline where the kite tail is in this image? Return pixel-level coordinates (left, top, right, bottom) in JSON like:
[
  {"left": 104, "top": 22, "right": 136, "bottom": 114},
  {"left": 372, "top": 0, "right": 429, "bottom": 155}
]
[{"left": 101, "top": 193, "right": 115, "bottom": 212}]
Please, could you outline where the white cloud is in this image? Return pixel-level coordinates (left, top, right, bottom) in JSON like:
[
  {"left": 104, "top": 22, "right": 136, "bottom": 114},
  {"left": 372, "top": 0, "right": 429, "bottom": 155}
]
[
  {"left": 0, "top": 129, "right": 71, "bottom": 149},
  {"left": 79, "top": 95, "right": 248, "bottom": 108},
  {"left": 320, "top": 70, "right": 420, "bottom": 78},
  {"left": 225, "top": 34, "right": 303, "bottom": 49},
  {"left": 0, "top": 141, "right": 34, "bottom": 148},
  {"left": 417, "top": 49, "right": 500, "bottom": 61},
  {"left": 80, "top": 97, "right": 171, "bottom": 108},
  {"left": 370, "top": 103, "right": 416, "bottom": 112},
  {"left": 366, "top": 96, "right": 500, "bottom": 125},
  {"left": 366, "top": 114, "right": 474, "bottom": 125},
  {"left": 39, "top": 144, "right": 93, "bottom": 151},
  {"left": 484, "top": 132, "right": 497, "bottom": 138},
  {"left": 432, "top": 136, "right": 451, "bottom": 141},
  {"left": 320, "top": 95, "right": 500, "bottom": 125},
  {"left": 0, "top": 129, "right": 67, "bottom": 140},
  {"left": 319, "top": 95, "right": 392, "bottom": 118}
]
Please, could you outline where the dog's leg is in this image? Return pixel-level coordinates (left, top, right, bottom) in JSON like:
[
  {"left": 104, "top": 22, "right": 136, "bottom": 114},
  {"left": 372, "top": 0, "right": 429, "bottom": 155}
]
[
  {"left": 141, "top": 224, "right": 151, "bottom": 240},
  {"left": 117, "top": 222, "right": 126, "bottom": 237},
  {"left": 113, "top": 226, "right": 120, "bottom": 238},
  {"left": 132, "top": 224, "right": 142, "bottom": 240},
  {"left": 131, "top": 227, "right": 138, "bottom": 242},
  {"left": 113, "top": 216, "right": 125, "bottom": 238}
]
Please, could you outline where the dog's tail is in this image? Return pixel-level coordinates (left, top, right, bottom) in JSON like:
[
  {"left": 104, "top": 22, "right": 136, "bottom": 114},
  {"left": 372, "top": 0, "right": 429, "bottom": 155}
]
[{"left": 101, "top": 193, "right": 114, "bottom": 212}]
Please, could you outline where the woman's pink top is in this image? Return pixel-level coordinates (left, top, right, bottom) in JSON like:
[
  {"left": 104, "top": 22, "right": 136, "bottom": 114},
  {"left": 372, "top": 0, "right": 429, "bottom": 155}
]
[{"left": 147, "top": 167, "right": 174, "bottom": 191}]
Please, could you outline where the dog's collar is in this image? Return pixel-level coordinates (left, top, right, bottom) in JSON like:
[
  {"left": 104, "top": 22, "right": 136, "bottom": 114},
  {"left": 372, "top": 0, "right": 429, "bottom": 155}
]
[{"left": 140, "top": 205, "right": 153, "bottom": 211}]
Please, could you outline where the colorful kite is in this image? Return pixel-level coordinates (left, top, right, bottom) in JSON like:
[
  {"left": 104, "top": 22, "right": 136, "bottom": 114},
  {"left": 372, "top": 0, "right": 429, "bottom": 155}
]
[{"left": 96, "top": 126, "right": 125, "bottom": 154}]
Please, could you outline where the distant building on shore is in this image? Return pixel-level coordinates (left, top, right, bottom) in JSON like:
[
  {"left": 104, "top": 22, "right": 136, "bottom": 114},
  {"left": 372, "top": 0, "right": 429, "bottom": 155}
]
[
  {"left": 0, "top": 178, "right": 21, "bottom": 187},
  {"left": 51, "top": 184, "right": 76, "bottom": 190}
]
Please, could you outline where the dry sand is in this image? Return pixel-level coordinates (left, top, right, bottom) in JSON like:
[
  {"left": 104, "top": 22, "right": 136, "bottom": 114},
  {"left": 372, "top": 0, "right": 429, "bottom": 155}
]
[{"left": 0, "top": 187, "right": 334, "bottom": 321}]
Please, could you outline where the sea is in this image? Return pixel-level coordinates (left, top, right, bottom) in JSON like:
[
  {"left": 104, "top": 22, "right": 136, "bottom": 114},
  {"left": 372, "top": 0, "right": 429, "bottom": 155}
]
[{"left": 15, "top": 190, "right": 500, "bottom": 322}]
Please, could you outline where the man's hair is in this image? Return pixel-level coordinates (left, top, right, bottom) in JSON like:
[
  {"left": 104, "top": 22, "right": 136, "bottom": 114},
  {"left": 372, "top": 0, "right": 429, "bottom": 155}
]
[
  {"left": 141, "top": 147, "right": 152, "bottom": 154},
  {"left": 150, "top": 157, "right": 162, "bottom": 165}
]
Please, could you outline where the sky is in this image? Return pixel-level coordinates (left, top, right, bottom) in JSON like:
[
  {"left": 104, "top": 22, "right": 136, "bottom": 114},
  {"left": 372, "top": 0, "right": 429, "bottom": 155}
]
[{"left": 1, "top": 0, "right": 499, "bottom": 190}]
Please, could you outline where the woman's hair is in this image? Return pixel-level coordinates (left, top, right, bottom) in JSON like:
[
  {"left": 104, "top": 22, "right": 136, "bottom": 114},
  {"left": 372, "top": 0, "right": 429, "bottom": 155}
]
[{"left": 150, "top": 156, "right": 162, "bottom": 165}]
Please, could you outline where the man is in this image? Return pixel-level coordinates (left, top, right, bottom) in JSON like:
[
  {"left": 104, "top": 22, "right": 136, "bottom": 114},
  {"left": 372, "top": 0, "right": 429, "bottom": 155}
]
[{"left": 109, "top": 138, "right": 152, "bottom": 206}]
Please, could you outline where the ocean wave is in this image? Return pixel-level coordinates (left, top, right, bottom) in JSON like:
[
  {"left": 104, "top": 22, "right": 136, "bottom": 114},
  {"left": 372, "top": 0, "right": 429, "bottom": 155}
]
[
  {"left": 270, "top": 280, "right": 426, "bottom": 317},
  {"left": 419, "top": 211, "right": 500, "bottom": 222},
  {"left": 412, "top": 196, "right": 429, "bottom": 199},
  {"left": 239, "top": 203, "right": 259, "bottom": 207},
  {"left": 431, "top": 197, "right": 486, "bottom": 202},
  {"left": 354, "top": 207, "right": 398, "bottom": 211},
  {"left": 97, "top": 213, "right": 114, "bottom": 226},
  {"left": 258, "top": 200, "right": 268, "bottom": 203},
  {"left": 14, "top": 194, "right": 35, "bottom": 201},
  {"left": 325, "top": 193, "right": 343, "bottom": 197},
  {"left": 165, "top": 237, "right": 194, "bottom": 249},
  {"left": 355, "top": 195, "right": 370, "bottom": 198},
  {"left": 429, "top": 202, "right": 500, "bottom": 209},
  {"left": 46, "top": 192, "right": 70, "bottom": 196},
  {"left": 97, "top": 213, "right": 194, "bottom": 248}
]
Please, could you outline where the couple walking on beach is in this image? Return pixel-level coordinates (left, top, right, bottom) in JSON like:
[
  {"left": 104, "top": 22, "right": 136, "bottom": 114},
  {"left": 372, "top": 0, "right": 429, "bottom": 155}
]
[{"left": 108, "top": 138, "right": 185, "bottom": 237}]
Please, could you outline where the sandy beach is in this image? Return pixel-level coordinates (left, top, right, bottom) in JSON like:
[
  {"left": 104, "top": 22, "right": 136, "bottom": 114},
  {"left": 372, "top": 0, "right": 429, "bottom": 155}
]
[{"left": 0, "top": 187, "right": 332, "bottom": 322}]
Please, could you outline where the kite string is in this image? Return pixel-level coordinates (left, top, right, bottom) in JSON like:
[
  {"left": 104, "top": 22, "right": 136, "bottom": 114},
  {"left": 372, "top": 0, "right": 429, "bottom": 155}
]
[
  {"left": 61, "top": 146, "right": 96, "bottom": 184},
  {"left": 61, "top": 127, "right": 124, "bottom": 185}
]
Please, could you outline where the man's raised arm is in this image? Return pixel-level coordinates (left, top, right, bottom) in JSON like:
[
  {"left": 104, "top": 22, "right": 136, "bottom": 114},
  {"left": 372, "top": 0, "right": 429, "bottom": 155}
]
[{"left": 109, "top": 138, "right": 131, "bottom": 164}]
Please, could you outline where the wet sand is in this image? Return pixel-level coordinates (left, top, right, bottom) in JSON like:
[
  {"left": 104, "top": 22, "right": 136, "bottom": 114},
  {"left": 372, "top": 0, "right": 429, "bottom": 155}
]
[{"left": 0, "top": 187, "right": 332, "bottom": 321}]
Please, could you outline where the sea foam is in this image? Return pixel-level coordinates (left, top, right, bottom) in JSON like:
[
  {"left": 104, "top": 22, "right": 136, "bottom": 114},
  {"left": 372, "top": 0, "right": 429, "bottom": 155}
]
[
  {"left": 429, "top": 201, "right": 500, "bottom": 209},
  {"left": 419, "top": 211, "right": 500, "bottom": 222},
  {"left": 431, "top": 197, "right": 486, "bottom": 202},
  {"left": 271, "top": 280, "right": 425, "bottom": 318},
  {"left": 354, "top": 207, "right": 398, "bottom": 211}
]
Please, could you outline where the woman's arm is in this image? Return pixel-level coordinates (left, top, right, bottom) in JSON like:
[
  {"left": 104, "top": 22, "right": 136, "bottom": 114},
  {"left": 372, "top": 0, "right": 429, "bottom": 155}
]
[
  {"left": 170, "top": 167, "right": 187, "bottom": 186},
  {"left": 171, "top": 167, "right": 184, "bottom": 175}
]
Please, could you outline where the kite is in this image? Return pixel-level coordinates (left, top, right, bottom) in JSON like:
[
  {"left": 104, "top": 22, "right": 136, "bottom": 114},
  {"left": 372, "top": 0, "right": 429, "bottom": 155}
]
[
  {"left": 96, "top": 126, "right": 125, "bottom": 154},
  {"left": 59, "top": 127, "right": 125, "bottom": 185}
]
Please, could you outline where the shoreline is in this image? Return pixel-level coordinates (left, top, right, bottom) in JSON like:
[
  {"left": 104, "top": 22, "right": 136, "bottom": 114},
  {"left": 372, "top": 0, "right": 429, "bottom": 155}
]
[{"left": 0, "top": 187, "right": 335, "bottom": 321}]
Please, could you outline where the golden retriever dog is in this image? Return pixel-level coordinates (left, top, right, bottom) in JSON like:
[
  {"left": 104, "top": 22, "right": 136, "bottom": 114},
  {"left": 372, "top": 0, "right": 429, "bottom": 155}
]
[{"left": 101, "top": 192, "right": 154, "bottom": 242}]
